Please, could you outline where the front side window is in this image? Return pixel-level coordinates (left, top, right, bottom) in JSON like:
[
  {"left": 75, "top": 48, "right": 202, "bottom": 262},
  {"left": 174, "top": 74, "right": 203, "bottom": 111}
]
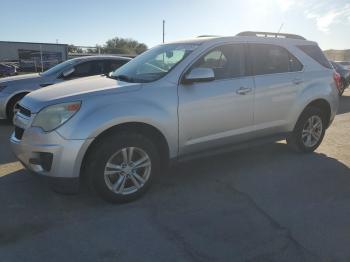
[
  {"left": 108, "top": 60, "right": 128, "bottom": 72},
  {"left": 40, "top": 59, "right": 75, "bottom": 77},
  {"left": 71, "top": 61, "right": 105, "bottom": 77},
  {"left": 250, "top": 44, "right": 303, "bottom": 75},
  {"left": 191, "top": 44, "right": 245, "bottom": 80},
  {"left": 110, "top": 43, "right": 199, "bottom": 83}
]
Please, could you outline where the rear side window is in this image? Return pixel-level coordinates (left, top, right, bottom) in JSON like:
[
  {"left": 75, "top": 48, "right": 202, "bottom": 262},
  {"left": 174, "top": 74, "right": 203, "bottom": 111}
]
[
  {"left": 249, "top": 44, "right": 303, "bottom": 75},
  {"left": 297, "top": 45, "right": 332, "bottom": 69}
]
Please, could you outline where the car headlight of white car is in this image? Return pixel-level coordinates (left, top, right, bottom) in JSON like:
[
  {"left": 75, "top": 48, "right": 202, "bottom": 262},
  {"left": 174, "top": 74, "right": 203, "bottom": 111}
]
[{"left": 32, "top": 101, "right": 81, "bottom": 132}]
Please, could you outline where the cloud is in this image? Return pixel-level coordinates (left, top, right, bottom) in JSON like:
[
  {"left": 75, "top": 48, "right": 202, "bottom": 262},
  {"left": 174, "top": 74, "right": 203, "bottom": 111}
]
[
  {"left": 304, "top": 2, "right": 350, "bottom": 32},
  {"left": 247, "top": 0, "right": 296, "bottom": 16},
  {"left": 276, "top": 0, "right": 295, "bottom": 12}
]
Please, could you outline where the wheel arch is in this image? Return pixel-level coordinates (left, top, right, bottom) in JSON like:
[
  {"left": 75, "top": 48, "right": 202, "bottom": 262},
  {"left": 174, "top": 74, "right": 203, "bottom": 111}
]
[
  {"left": 297, "top": 98, "right": 332, "bottom": 128},
  {"left": 80, "top": 121, "right": 171, "bottom": 179},
  {"left": 5, "top": 91, "right": 30, "bottom": 118}
]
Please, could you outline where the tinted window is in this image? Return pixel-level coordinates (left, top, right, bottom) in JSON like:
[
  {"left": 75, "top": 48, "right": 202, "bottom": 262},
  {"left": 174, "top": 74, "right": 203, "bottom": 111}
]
[
  {"left": 71, "top": 61, "right": 105, "bottom": 77},
  {"left": 289, "top": 54, "right": 303, "bottom": 72},
  {"left": 297, "top": 45, "right": 332, "bottom": 69},
  {"left": 192, "top": 44, "right": 245, "bottom": 80},
  {"left": 41, "top": 60, "right": 75, "bottom": 77},
  {"left": 250, "top": 44, "right": 302, "bottom": 75},
  {"left": 108, "top": 59, "right": 128, "bottom": 72}
]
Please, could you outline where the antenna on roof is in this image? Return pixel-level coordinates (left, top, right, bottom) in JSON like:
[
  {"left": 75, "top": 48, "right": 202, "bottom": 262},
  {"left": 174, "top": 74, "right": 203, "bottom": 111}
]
[{"left": 277, "top": 23, "right": 284, "bottom": 33}]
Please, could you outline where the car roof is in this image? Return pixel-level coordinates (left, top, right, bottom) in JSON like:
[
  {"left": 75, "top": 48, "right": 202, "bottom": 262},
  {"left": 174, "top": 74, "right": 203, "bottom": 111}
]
[
  {"left": 69, "top": 55, "right": 132, "bottom": 63},
  {"left": 166, "top": 34, "right": 316, "bottom": 46}
]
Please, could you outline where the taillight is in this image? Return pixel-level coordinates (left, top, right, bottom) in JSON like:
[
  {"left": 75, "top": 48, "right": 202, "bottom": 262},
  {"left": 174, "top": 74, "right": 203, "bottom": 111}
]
[{"left": 333, "top": 71, "right": 342, "bottom": 92}]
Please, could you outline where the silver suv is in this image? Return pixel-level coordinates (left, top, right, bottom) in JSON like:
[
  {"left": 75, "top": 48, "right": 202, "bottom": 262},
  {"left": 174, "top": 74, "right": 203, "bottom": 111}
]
[{"left": 10, "top": 32, "right": 340, "bottom": 202}]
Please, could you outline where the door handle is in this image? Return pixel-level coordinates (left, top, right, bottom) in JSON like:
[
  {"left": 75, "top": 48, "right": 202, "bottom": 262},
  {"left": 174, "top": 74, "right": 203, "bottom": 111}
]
[
  {"left": 292, "top": 79, "right": 303, "bottom": 85},
  {"left": 236, "top": 86, "right": 252, "bottom": 95}
]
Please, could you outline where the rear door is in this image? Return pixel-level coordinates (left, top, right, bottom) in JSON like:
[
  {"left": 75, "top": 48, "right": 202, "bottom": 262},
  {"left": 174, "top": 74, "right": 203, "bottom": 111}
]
[{"left": 248, "top": 43, "right": 304, "bottom": 134}]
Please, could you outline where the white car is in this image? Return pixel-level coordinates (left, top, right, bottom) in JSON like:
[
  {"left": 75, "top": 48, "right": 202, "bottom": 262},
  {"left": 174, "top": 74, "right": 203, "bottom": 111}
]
[{"left": 0, "top": 56, "right": 131, "bottom": 120}]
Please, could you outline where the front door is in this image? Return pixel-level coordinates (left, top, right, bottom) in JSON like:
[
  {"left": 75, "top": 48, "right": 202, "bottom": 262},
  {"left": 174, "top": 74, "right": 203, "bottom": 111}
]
[{"left": 178, "top": 43, "right": 255, "bottom": 155}]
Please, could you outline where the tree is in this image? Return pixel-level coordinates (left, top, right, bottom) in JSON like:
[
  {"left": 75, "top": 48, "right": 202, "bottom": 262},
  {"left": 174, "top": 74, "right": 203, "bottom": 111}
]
[
  {"left": 103, "top": 37, "right": 147, "bottom": 55},
  {"left": 68, "top": 44, "right": 83, "bottom": 53}
]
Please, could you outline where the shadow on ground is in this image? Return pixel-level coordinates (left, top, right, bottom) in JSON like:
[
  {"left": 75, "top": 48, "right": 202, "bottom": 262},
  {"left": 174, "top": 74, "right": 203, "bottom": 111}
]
[
  {"left": 338, "top": 93, "right": 350, "bottom": 115},
  {"left": 0, "top": 142, "right": 349, "bottom": 262},
  {"left": 0, "top": 90, "right": 349, "bottom": 261}
]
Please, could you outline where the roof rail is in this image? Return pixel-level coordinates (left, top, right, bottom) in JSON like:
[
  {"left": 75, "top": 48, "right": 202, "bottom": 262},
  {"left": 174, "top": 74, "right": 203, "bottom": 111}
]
[
  {"left": 197, "top": 35, "right": 220, "bottom": 38},
  {"left": 236, "top": 31, "right": 306, "bottom": 40}
]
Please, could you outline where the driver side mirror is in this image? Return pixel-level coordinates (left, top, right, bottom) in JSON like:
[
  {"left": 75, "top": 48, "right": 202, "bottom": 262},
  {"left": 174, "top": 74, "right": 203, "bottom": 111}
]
[
  {"left": 61, "top": 68, "right": 75, "bottom": 78},
  {"left": 183, "top": 68, "right": 215, "bottom": 84}
]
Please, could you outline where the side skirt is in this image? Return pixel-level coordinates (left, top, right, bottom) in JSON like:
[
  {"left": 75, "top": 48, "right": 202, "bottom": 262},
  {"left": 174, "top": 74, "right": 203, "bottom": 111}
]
[{"left": 171, "top": 133, "right": 288, "bottom": 165}]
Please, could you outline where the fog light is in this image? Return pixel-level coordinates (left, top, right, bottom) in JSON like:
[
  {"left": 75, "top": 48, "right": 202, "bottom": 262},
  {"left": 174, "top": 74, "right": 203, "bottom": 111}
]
[{"left": 29, "top": 152, "right": 53, "bottom": 172}]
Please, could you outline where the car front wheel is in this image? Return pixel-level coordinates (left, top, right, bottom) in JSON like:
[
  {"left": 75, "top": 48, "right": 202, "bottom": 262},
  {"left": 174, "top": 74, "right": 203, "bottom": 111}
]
[{"left": 86, "top": 132, "right": 160, "bottom": 203}]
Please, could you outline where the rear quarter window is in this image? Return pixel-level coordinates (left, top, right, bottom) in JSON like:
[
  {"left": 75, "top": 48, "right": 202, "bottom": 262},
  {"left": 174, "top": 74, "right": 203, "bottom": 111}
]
[{"left": 297, "top": 45, "right": 332, "bottom": 69}]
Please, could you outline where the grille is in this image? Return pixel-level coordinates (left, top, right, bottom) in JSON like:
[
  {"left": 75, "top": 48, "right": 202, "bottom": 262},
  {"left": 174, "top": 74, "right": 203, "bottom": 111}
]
[
  {"left": 16, "top": 104, "right": 31, "bottom": 117},
  {"left": 14, "top": 126, "right": 24, "bottom": 140}
]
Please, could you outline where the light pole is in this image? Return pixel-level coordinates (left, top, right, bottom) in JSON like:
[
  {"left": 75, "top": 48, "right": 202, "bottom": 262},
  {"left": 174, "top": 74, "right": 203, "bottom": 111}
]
[{"left": 162, "top": 20, "right": 165, "bottom": 43}]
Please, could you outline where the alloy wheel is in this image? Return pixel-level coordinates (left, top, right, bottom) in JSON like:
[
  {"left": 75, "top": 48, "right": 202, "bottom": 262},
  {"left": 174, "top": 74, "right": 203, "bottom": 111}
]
[
  {"left": 301, "top": 115, "right": 323, "bottom": 148},
  {"left": 103, "top": 147, "right": 152, "bottom": 195}
]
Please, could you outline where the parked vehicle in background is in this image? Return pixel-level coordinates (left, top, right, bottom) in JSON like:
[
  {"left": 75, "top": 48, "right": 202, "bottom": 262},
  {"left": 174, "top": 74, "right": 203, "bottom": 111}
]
[
  {"left": 330, "top": 61, "right": 350, "bottom": 95},
  {"left": 336, "top": 61, "right": 350, "bottom": 70},
  {"left": 0, "top": 56, "right": 131, "bottom": 120},
  {"left": 0, "top": 63, "right": 17, "bottom": 77},
  {"left": 11, "top": 32, "right": 339, "bottom": 203}
]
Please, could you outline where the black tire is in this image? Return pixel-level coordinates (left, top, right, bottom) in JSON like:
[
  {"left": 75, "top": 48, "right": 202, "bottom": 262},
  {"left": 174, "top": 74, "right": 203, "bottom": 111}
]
[
  {"left": 85, "top": 132, "right": 160, "bottom": 203},
  {"left": 339, "top": 79, "right": 346, "bottom": 96},
  {"left": 6, "top": 94, "right": 26, "bottom": 122},
  {"left": 287, "top": 107, "right": 327, "bottom": 153}
]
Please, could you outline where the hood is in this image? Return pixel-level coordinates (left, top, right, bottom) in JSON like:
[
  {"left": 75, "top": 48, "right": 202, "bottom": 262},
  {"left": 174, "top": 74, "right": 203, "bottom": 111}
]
[
  {"left": 0, "top": 73, "right": 43, "bottom": 92},
  {"left": 0, "top": 73, "right": 41, "bottom": 84},
  {"left": 20, "top": 75, "right": 142, "bottom": 113}
]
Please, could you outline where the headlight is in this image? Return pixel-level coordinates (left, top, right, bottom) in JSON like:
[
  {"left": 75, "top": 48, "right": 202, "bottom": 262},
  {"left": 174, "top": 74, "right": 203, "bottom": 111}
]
[{"left": 32, "top": 101, "right": 81, "bottom": 132}]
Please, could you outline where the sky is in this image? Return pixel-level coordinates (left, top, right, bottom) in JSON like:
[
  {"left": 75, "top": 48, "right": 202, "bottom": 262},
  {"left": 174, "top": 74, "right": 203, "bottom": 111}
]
[{"left": 0, "top": 0, "right": 350, "bottom": 50}]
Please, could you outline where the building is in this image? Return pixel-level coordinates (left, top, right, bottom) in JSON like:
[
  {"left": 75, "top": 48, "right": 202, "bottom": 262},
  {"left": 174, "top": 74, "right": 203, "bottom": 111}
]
[{"left": 0, "top": 41, "right": 68, "bottom": 72}]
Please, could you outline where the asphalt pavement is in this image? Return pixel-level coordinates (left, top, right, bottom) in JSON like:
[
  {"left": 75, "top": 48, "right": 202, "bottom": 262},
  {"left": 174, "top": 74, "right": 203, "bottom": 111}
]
[{"left": 0, "top": 91, "right": 350, "bottom": 262}]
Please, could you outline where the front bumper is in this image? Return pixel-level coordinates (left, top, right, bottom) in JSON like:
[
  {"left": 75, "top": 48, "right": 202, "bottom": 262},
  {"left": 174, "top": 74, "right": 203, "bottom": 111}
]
[{"left": 10, "top": 125, "right": 93, "bottom": 179}]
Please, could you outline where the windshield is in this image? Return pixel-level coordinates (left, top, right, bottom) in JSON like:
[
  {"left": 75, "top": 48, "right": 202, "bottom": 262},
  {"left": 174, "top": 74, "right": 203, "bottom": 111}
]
[
  {"left": 110, "top": 43, "right": 199, "bottom": 83},
  {"left": 40, "top": 60, "right": 76, "bottom": 77}
]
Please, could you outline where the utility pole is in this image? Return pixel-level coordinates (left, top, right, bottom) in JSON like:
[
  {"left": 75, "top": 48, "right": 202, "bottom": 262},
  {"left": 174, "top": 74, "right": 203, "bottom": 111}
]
[
  {"left": 39, "top": 44, "right": 44, "bottom": 72},
  {"left": 56, "top": 39, "right": 59, "bottom": 63},
  {"left": 162, "top": 20, "right": 165, "bottom": 43}
]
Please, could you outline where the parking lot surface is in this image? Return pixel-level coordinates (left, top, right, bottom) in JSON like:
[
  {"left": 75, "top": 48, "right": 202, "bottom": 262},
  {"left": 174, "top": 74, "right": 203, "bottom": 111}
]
[{"left": 1, "top": 92, "right": 350, "bottom": 262}]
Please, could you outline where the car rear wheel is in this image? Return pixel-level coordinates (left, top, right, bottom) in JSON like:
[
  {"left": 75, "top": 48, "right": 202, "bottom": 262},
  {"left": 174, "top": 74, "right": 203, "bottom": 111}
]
[
  {"left": 339, "top": 79, "right": 346, "bottom": 96},
  {"left": 287, "top": 107, "right": 326, "bottom": 153},
  {"left": 86, "top": 132, "right": 160, "bottom": 203}
]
